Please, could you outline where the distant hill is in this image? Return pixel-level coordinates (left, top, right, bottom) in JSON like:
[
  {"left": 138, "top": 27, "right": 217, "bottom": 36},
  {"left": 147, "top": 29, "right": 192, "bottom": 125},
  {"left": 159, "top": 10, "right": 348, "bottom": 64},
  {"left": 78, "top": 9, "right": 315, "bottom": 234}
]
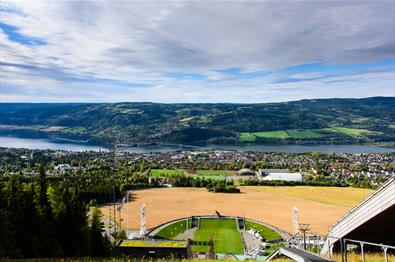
[{"left": 1, "top": 97, "right": 394, "bottom": 147}]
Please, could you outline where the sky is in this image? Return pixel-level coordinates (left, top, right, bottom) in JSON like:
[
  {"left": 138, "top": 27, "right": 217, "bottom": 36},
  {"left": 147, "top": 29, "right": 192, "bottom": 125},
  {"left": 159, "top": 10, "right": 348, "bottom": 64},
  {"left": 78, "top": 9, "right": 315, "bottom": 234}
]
[{"left": 0, "top": 0, "right": 394, "bottom": 103}]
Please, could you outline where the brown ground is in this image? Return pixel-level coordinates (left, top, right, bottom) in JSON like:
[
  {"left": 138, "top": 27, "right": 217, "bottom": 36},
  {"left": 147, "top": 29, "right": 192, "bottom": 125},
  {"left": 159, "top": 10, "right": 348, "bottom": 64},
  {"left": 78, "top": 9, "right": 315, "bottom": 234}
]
[{"left": 101, "top": 186, "right": 372, "bottom": 235}]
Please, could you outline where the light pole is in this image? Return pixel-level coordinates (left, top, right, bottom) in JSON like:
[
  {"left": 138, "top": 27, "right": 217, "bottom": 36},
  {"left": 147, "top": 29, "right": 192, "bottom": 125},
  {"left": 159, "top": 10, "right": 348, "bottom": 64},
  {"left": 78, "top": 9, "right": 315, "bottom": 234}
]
[{"left": 298, "top": 223, "right": 310, "bottom": 250}]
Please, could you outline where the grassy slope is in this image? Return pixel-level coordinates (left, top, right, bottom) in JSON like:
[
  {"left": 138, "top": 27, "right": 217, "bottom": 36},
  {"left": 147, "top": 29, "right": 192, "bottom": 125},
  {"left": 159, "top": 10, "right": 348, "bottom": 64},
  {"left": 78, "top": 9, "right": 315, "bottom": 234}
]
[
  {"left": 155, "top": 218, "right": 191, "bottom": 239},
  {"left": 244, "top": 220, "right": 282, "bottom": 241},
  {"left": 193, "top": 219, "right": 244, "bottom": 254},
  {"left": 246, "top": 186, "right": 373, "bottom": 207}
]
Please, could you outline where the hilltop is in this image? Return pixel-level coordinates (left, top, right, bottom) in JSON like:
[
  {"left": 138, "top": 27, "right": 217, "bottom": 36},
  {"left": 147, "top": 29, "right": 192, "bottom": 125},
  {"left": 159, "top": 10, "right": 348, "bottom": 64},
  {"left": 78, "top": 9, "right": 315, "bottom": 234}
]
[{"left": 0, "top": 97, "right": 394, "bottom": 146}]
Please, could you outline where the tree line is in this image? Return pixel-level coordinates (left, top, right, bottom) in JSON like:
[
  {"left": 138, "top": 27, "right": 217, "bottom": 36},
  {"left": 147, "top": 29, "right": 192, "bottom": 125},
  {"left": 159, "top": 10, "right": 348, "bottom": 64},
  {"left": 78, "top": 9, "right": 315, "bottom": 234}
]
[{"left": 0, "top": 165, "right": 112, "bottom": 259}]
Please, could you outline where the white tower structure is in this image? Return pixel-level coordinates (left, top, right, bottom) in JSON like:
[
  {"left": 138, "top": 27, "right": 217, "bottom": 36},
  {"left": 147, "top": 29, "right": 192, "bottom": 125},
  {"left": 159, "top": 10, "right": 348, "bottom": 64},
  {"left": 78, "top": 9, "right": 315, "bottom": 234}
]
[
  {"left": 292, "top": 207, "right": 299, "bottom": 235},
  {"left": 140, "top": 203, "right": 147, "bottom": 238}
]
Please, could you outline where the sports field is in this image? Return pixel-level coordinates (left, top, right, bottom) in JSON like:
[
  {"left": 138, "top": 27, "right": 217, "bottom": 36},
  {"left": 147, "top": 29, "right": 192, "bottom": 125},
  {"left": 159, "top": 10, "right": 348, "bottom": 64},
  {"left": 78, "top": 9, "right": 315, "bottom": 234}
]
[
  {"left": 197, "top": 170, "right": 235, "bottom": 175},
  {"left": 192, "top": 219, "right": 244, "bottom": 254},
  {"left": 104, "top": 186, "right": 372, "bottom": 235},
  {"left": 150, "top": 169, "right": 185, "bottom": 177}
]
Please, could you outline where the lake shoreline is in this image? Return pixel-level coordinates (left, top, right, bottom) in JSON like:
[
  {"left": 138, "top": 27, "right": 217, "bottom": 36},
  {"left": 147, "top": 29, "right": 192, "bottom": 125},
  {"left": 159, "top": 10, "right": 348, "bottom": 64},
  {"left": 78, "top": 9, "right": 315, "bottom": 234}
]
[{"left": 1, "top": 135, "right": 394, "bottom": 153}]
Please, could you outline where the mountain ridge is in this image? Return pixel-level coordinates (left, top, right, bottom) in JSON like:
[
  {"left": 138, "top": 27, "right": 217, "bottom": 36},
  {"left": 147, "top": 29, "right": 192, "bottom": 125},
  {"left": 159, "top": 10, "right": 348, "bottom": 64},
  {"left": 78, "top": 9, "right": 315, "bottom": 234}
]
[{"left": 1, "top": 97, "right": 394, "bottom": 147}]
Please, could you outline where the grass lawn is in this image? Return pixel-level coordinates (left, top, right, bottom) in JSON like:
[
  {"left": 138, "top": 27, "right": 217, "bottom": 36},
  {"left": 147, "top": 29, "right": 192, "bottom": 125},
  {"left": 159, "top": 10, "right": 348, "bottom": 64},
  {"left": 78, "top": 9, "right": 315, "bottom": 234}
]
[
  {"left": 286, "top": 130, "right": 322, "bottom": 139},
  {"left": 155, "top": 218, "right": 191, "bottom": 239},
  {"left": 197, "top": 170, "right": 234, "bottom": 175},
  {"left": 150, "top": 169, "right": 185, "bottom": 177},
  {"left": 193, "top": 218, "right": 244, "bottom": 254},
  {"left": 244, "top": 220, "right": 282, "bottom": 241}
]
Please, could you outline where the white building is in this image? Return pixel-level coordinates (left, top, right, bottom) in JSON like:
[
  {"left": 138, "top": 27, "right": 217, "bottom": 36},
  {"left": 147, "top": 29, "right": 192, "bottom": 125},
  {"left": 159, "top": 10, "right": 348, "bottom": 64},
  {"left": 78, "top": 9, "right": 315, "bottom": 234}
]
[
  {"left": 54, "top": 164, "right": 73, "bottom": 173},
  {"left": 259, "top": 169, "right": 303, "bottom": 182}
]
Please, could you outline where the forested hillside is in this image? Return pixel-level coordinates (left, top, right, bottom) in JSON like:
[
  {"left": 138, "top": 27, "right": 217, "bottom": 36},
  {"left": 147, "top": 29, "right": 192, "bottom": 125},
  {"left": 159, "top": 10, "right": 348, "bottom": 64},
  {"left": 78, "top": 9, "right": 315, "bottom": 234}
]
[{"left": 0, "top": 97, "right": 394, "bottom": 146}]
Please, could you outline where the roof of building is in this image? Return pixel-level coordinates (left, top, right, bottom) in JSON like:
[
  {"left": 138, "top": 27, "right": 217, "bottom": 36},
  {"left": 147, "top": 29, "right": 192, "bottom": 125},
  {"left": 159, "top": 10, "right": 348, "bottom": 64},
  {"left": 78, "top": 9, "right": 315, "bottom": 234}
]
[
  {"left": 237, "top": 168, "right": 255, "bottom": 175},
  {"left": 259, "top": 169, "right": 289, "bottom": 173},
  {"left": 261, "top": 172, "right": 302, "bottom": 181},
  {"left": 119, "top": 239, "right": 188, "bottom": 248}
]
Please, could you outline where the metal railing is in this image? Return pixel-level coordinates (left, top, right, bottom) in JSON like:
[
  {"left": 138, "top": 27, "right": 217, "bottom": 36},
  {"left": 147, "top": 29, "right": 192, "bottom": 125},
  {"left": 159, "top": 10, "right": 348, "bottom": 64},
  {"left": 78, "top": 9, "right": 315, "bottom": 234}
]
[{"left": 339, "top": 238, "right": 395, "bottom": 262}]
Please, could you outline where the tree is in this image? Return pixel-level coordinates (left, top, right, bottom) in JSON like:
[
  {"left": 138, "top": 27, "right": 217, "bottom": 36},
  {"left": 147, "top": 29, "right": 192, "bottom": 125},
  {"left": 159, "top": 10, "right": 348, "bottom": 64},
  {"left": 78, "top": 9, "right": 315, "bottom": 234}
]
[
  {"left": 34, "top": 165, "right": 59, "bottom": 257},
  {"left": 89, "top": 207, "right": 111, "bottom": 257}
]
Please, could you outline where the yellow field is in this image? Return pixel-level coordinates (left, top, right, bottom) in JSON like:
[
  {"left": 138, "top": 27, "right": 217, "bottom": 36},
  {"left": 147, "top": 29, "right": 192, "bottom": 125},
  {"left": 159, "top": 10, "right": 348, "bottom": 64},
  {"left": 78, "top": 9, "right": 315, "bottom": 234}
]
[
  {"left": 248, "top": 186, "right": 373, "bottom": 207},
  {"left": 102, "top": 186, "right": 372, "bottom": 235}
]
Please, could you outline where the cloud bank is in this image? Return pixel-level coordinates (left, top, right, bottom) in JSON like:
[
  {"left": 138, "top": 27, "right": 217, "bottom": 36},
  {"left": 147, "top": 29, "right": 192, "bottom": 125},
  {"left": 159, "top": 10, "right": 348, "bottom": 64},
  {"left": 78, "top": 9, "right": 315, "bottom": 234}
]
[{"left": 0, "top": 0, "right": 394, "bottom": 102}]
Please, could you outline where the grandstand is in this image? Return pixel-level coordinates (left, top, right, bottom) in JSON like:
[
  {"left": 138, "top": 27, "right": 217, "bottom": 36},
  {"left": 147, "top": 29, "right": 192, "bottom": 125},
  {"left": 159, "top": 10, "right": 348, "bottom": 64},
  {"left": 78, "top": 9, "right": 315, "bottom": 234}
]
[{"left": 321, "top": 176, "right": 395, "bottom": 257}]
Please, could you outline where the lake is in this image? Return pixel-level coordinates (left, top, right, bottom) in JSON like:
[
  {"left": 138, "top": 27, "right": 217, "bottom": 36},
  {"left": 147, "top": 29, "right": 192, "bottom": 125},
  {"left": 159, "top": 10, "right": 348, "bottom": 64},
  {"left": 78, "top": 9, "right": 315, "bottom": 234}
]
[{"left": 0, "top": 135, "right": 394, "bottom": 153}]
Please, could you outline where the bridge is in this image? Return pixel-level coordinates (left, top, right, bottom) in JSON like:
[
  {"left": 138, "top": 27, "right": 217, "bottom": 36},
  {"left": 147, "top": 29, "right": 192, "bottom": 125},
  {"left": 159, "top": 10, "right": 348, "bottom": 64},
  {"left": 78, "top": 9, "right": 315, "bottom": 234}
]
[{"left": 321, "top": 176, "right": 395, "bottom": 256}]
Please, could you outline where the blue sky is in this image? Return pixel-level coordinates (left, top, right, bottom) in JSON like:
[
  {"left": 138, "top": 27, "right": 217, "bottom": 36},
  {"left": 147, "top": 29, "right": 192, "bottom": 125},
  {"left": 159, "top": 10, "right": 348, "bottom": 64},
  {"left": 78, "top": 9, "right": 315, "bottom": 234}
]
[{"left": 0, "top": 1, "right": 394, "bottom": 103}]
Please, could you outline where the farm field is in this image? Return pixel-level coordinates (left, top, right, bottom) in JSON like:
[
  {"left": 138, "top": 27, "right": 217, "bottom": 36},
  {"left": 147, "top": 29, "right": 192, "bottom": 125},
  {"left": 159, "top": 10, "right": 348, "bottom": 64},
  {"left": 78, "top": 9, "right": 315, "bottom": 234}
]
[
  {"left": 248, "top": 186, "right": 373, "bottom": 208},
  {"left": 254, "top": 131, "right": 289, "bottom": 139},
  {"left": 104, "top": 186, "right": 373, "bottom": 235},
  {"left": 192, "top": 219, "right": 244, "bottom": 254},
  {"left": 286, "top": 130, "right": 322, "bottom": 139},
  {"left": 239, "top": 127, "right": 371, "bottom": 141},
  {"left": 326, "top": 127, "right": 369, "bottom": 137}
]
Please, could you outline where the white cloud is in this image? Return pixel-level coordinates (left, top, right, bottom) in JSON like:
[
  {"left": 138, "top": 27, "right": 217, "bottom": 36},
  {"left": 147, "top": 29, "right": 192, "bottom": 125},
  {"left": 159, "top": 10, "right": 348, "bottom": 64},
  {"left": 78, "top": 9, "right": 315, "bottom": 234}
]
[{"left": 0, "top": 0, "right": 394, "bottom": 102}]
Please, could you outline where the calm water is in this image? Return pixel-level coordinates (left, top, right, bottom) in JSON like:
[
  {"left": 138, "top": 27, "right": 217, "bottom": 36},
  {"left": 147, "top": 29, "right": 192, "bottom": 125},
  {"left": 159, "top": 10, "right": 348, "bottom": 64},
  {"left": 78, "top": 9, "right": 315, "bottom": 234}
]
[{"left": 0, "top": 135, "right": 394, "bottom": 153}]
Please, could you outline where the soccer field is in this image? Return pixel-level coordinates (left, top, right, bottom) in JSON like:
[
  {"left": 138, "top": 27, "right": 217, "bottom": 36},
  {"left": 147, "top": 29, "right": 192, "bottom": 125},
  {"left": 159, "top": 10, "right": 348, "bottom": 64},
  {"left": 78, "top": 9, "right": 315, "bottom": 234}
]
[{"left": 192, "top": 219, "right": 244, "bottom": 254}]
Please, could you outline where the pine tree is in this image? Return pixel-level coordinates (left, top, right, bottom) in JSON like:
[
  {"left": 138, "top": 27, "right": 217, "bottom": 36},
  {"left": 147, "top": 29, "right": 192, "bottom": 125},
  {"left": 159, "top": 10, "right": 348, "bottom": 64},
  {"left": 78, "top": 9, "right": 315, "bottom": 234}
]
[
  {"left": 34, "top": 165, "right": 59, "bottom": 257},
  {"left": 89, "top": 207, "right": 111, "bottom": 257},
  {"left": 0, "top": 185, "right": 16, "bottom": 258}
]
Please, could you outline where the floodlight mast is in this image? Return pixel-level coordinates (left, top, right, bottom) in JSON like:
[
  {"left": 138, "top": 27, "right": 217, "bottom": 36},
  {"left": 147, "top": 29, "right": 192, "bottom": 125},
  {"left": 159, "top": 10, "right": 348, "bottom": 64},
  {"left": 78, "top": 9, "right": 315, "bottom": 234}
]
[
  {"left": 298, "top": 223, "right": 311, "bottom": 250},
  {"left": 108, "top": 133, "right": 119, "bottom": 237}
]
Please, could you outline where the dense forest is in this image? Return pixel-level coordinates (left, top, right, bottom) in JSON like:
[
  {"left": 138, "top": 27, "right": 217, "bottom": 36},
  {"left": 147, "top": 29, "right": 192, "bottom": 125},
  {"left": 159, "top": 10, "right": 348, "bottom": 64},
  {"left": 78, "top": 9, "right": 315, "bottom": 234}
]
[
  {"left": 0, "top": 166, "right": 112, "bottom": 259},
  {"left": 0, "top": 97, "right": 394, "bottom": 146}
]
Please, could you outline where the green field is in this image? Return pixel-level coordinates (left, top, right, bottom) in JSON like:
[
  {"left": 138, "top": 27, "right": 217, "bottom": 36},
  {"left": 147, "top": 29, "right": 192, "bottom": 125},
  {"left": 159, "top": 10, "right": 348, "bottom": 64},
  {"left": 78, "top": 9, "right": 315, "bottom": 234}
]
[
  {"left": 240, "top": 132, "right": 256, "bottom": 141},
  {"left": 197, "top": 170, "right": 234, "bottom": 175},
  {"left": 329, "top": 127, "right": 368, "bottom": 137},
  {"left": 286, "top": 130, "right": 322, "bottom": 139},
  {"left": 193, "top": 219, "right": 244, "bottom": 254},
  {"left": 155, "top": 218, "right": 191, "bottom": 239},
  {"left": 196, "top": 170, "right": 234, "bottom": 181},
  {"left": 196, "top": 175, "right": 226, "bottom": 180},
  {"left": 254, "top": 131, "right": 289, "bottom": 139},
  {"left": 150, "top": 169, "right": 185, "bottom": 177},
  {"left": 239, "top": 127, "right": 371, "bottom": 141},
  {"left": 244, "top": 221, "right": 281, "bottom": 241}
]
